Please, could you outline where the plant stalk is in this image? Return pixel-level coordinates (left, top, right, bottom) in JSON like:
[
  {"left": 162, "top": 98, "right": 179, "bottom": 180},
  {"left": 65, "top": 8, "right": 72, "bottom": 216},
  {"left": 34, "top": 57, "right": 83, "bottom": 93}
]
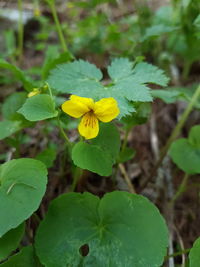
[
  {"left": 18, "top": 0, "right": 24, "bottom": 64},
  {"left": 170, "top": 173, "right": 189, "bottom": 205},
  {"left": 140, "top": 84, "right": 200, "bottom": 190},
  {"left": 48, "top": 0, "right": 68, "bottom": 52}
]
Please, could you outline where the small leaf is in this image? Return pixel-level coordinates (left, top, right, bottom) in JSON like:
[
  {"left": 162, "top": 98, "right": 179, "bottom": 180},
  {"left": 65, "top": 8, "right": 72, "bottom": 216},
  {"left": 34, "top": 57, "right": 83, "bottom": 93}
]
[
  {"left": 0, "top": 158, "right": 47, "bottom": 237},
  {"left": 35, "top": 191, "right": 168, "bottom": 267},
  {"left": 188, "top": 125, "right": 200, "bottom": 148},
  {"left": 72, "top": 142, "right": 113, "bottom": 176},
  {"left": 151, "top": 89, "right": 182, "bottom": 103},
  {"left": 18, "top": 94, "right": 58, "bottom": 121},
  {"left": 189, "top": 237, "right": 200, "bottom": 267},
  {"left": 118, "top": 147, "right": 136, "bottom": 163},
  {"left": 36, "top": 147, "right": 57, "bottom": 168},
  {"left": 1, "top": 246, "right": 42, "bottom": 267},
  {"left": 0, "top": 120, "right": 21, "bottom": 140},
  {"left": 0, "top": 223, "right": 25, "bottom": 261},
  {"left": 169, "top": 125, "right": 200, "bottom": 174}
]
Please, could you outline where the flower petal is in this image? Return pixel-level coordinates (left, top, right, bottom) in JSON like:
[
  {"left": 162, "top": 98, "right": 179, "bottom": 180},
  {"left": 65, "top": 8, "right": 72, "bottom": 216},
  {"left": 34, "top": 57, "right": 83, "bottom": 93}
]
[
  {"left": 94, "top": 97, "right": 120, "bottom": 122},
  {"left": 78, "top": 112, "right": 99, "bottom": 139},
  {"left": 62, "top": 95, "right": 94, "bottom": 118}
]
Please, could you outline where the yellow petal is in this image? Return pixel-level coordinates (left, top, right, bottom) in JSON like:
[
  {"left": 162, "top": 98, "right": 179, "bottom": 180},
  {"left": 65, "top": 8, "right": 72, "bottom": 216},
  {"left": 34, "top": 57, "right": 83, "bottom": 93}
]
[
  {"left": 94, "top": 97, "right": 120, "bottom": 122},
  {"left": 78, "top": 112, "right": 99, "bottom": 139},
  {"left": 62, "top": 95, "right": 94, "bottom": 118}
]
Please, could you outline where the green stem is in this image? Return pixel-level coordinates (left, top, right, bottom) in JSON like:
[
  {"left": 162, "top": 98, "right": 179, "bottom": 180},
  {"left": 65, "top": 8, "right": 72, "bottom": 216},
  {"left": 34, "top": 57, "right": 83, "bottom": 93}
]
[
  {"left": 121, "top": 128, "right": 131, "bottom": 151},
  {"left": 48, "top": 0, "right": 68, "bottom": 52},
  {"left": 170, "top": 173, "right": 189, "bottom": 205},
  {"left": 140, "top": 84, "right": 200, "bottom": 190},
  {"left": 17, "top": 0, "right": 24, "bottom": 63},
  {"left": 165, "top": 248, "right": 190, "bottom": 259},
  {"left": 57, "top": 116, "right": 71, "bottom": 148},
  {"left": 70, "top": 167, "right": 83, "bottom": 192}
]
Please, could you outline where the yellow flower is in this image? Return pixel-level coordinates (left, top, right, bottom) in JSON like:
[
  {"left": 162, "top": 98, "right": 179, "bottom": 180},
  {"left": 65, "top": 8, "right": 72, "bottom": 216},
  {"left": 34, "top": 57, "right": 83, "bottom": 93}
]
[
  {"left": 27, "top": 88, "right": 40, "bottom": 98},
  {"left": 62, "top": 95, "right": 120, "bottom": 139}
]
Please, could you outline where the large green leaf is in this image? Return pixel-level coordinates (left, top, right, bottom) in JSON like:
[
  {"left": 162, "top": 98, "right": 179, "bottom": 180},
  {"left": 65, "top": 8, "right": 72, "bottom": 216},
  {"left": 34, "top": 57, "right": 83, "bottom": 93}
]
[
  {"left": 72, "top": 142, "right": 113, "bottom": 176},
  {"left": 18, "top": 94, "right": 58, "bottom": 121},
  {"left": 47, "top": 58, "right": 169, "bottom": 118},
  {"left": 0, "top": 59, "right": 33, "bottom": 91},
  {"left": 0, "top": 158, "right": 47, "bottom": 237},
  {"left": 0, "top": 223, "right": 25, "bottom": 261},
  {"left": 0, "top": 120, "right": 21, "bottom": 140},
  {"left": 169, "top": 125, "right": 200, "bottom": 174},
  {"left": 189, "top": 237, "right": 200, "bottom": 267},
  {"left": 2, "top": 92, "right": 27, "bottom": 121},
  {"left": 35, "top": 191, "right": 168, "bottom": 267},
  {"left": 1, "top": 246, "right": 42, "bottom": 267}
]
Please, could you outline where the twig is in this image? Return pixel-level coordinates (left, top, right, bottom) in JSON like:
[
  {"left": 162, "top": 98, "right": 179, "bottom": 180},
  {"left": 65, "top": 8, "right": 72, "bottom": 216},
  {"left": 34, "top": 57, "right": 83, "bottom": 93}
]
[{"left": 119, "top": 163, "right": 136, "bottom": 194}]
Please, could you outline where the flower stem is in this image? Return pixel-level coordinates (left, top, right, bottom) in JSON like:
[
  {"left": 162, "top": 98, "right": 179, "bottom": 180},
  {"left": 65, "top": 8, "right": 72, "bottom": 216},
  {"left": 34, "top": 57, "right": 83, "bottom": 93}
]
[
  {"left": 57, "top": 116, "right": 71, "bottom": 148},
  {"left": 140, "top": 84, "right": 200, "bottom": 190},
  {"left": 170, "top": 173, "right": 189, "bottom": 205},
  {"left": 17, "top": 0, "right": 24, "bottom": 64},
  {"left": 47, "top": 0, "right": 68, "bottom": 52}
]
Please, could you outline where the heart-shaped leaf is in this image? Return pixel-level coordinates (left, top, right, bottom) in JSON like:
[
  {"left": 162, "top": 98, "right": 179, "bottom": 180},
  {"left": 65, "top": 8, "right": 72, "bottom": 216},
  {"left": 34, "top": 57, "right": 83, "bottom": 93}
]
[
  {"left": 169, "top": 125, "right": 200, "bottom": 174},
  {"left": 18, "top": 94, "right": 58, "bottom": 121},
  {"left": 0, "top": 158, "right": 47, "bottom": 237},
  {"left": 35, "top": 191, "right": 168, "bottom": 267}
]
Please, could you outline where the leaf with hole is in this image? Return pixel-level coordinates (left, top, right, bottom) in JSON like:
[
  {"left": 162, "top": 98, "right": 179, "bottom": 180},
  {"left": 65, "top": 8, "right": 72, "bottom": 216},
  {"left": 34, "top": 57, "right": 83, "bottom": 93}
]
[{"left": 35, "top": 191, "right": 168, "bottom": 267}]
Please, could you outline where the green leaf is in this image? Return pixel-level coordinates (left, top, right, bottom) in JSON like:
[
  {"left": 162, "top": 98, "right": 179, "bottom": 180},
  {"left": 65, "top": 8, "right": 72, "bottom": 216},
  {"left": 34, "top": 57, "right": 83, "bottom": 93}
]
[
  {"left": 48, "top": 58, "right": 169, "bottom": 118},
  {"left": 1, "top": 246, "right": 42, "bottom": 267},
  {"left": 0, "top": 120, "right": 21, "bottom": 140},
  {"left": 188, "top": 125, "right": 200, "bottom": 148},
  {"left": 0, "top": 158, "right": 47, "bottom": 237},
  {"left": 36, "top": 147, "right": 57, "bottom": 168},
  {"left": 189, "top": 237, "right": 200, "bottom": 267},
  {"left": 72, "top": 142, "right": 113, "bottom": 176},
  {"left": 118, "top": 147, "right": 136, "bottom": 163},
  {"left": 35, "top": 191, "right": 168, "bottom": 267},
  {"left": 47, "top": 59, "right": 103, "bottom": 96},
  {"left": 2, "top": 92, "right": 27, "bottom": 121},
  {"left": 151, "top": 89, "right": 182, "bottom": 103},
  {"left": 108, "top": 58, "right": 133, "bottom": 81},
  {"left": 0, "top": 223, "right": 25, "bottom": 261},
  {"left": 18, "top": 94, "right": 58, "bottom": 121},
  {"left": 0, "top": 59, "right": 33, "bottom": 91},
  {"left": 132, "top": 62, "right": 169, "bottom": 87},
  {"left": 91, "top": 123, "right": 121, "bottom": 161},
  {"left": 142, "top": 25, "right": 177, "bottom": 41},
  {"left": 169, "top": 126, "right": 200, "bottom": 174}
]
